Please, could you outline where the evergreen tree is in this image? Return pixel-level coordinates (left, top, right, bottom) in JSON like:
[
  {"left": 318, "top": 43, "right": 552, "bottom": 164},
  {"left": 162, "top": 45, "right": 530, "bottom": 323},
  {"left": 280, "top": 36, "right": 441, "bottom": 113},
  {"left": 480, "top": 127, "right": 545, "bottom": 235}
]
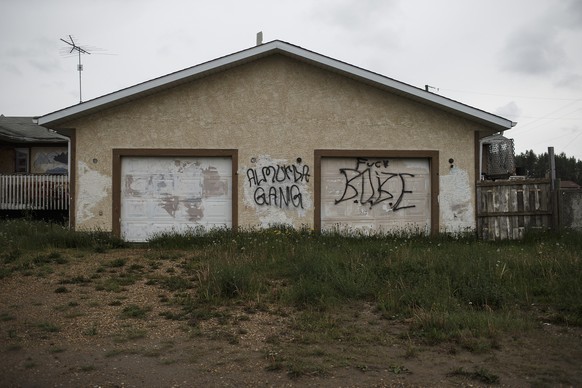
[{"left": 515, "top": 150, "right": 582, "bottom": 185}]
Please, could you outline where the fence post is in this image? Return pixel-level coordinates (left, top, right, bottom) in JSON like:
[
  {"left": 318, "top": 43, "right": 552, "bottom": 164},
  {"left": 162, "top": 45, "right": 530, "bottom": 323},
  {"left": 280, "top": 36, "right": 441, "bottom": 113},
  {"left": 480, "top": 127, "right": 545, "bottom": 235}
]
[{"left": 549, "top": 147, "right": 559, "bottom": 231}]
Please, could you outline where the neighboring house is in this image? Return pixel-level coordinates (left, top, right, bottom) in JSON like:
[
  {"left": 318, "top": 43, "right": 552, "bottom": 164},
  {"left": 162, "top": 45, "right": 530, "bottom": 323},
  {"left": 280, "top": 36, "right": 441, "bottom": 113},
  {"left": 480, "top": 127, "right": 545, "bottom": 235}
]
[
  {"left": 560, "top": 181, "right": 581, "bottom": 190},
  {"left": 0, "top": 115, "right": 68, "bottom": 174},
  {"left": 37, "top": 40, "right": 515, "bottom": 242},
  {"left": 0, "top": 115, "right": 69, "bottom": 214}
]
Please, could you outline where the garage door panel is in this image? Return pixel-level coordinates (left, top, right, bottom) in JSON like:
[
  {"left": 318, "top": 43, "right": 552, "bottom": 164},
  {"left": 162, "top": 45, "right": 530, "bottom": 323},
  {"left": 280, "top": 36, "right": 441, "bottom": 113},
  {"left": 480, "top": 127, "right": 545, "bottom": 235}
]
[
  {"left": 321, "top": 157, "right": 431, "bottom": 234},
  {"left": 121, "top": 156, "right": 232, "bottom": 242},
  {"left": 119, "top": 222, "right": 150, "bottom": 242},
  {"left": 121, "top": 198, "right": 151, "bottom": 219}
]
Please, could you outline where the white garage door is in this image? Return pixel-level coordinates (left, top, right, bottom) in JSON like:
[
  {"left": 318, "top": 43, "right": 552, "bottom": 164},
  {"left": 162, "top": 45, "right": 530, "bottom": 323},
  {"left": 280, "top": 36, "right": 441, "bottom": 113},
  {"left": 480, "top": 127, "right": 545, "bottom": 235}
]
[
  {"left": 321, "top": 157, "right": 431, "bottom": 234},
  {"left": 120, "top": 156, "right": 232, "bottom": 242}
]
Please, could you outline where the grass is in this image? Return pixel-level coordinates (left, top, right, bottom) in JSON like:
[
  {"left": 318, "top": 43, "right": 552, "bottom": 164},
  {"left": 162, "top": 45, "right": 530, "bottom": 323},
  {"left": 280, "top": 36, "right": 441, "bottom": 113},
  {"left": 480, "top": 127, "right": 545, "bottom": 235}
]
[
  {"left": 83, "top": 324, "right": 98, "bottom": 336},
  {"left": 149, "top": 226, "right": 582, "bottom": 344},
  {"left": 0, "top": 219, "right": 126, "bottom": 251},
  {"left": 1, "top": 220, "right": 582, "bottom": 368},
  {"left": 95, "top": 274, "right": 140, "bottom": 292},
  {"left": 0, "top": 312, "right": 16, "bottom": 321},
  {"left": 120, "top": 304, "right": 151, "bottom": 319},
  {"left": 448, "top": 366, "right": 500, "bottom": 384},
  {"left": 37, "top": 322, "right": 60, "bottom": 333},
  {"left": 112, "top": 327, "right": 148, "bottom": 343}
]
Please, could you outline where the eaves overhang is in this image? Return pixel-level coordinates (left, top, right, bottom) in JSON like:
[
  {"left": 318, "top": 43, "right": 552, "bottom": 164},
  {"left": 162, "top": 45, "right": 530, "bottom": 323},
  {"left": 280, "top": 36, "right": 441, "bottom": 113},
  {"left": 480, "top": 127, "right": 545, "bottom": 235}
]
[{"left": 38, "top": 40, "right": 515, "bottom": 132}]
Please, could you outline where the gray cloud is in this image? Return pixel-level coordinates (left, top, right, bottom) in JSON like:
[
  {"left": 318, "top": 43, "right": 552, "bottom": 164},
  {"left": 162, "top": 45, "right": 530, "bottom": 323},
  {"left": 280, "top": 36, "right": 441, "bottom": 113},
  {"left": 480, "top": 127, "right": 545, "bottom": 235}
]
[
  {"left": 28, "top": 58, "right": 62, "bottom": 73},
  {"left": 314, "top": 0, "right": 398, "bottom": 29},
  {"left": 2, "top": 37, "right": 62, "bottom": 75},
  {"left": 0, "top": 61, "right": 22, "bottom": 76},
  {"left": 499, "top": 0, "right": 582, "bottom": 76},
  {"left": 310, "top": 0, "right": 401, "bottom": 48},
  {"left": 555, "top": 73, "right": 582, "bottom": 89},
  {"left": 500, "top": 27, "right": 566, "bottom": 75},
  {"left": 495, "top": 101, "right": 522, "bottom": 121},
  {"left": 560, "top": 0, "right": 582, "bottom": 28}
]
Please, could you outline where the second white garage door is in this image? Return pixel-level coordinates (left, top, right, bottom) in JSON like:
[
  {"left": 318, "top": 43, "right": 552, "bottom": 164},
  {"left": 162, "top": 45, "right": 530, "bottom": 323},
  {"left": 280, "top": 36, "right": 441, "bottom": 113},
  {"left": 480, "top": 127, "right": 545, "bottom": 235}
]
[
  {"left": 320, "top": 157, "right": 432, "bottom": 234},
  {"left": 120, "top": 156, "right": 232, "bottom": 242}
]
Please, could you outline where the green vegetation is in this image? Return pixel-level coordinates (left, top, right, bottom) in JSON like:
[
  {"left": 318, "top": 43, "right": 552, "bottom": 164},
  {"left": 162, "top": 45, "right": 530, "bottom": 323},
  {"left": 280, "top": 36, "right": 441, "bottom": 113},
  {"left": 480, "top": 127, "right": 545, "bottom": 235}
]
[
  {"left": 448, "top": 366, "right": 500, "bottom": 384},
  {"left": 147, "top": 226, "right": 582, "bottom": 349},
  {"left": 515, "top": 149, "right": 582, "bottom": 184},
  {"left": 120, "top": 304, "right": 151, "bottom": 319},
  {"left": 0, "top": 219, "right": 126, "bottom": 252},
  {"left": 1, "top": 219, "right": 582, "bottom": 373}
]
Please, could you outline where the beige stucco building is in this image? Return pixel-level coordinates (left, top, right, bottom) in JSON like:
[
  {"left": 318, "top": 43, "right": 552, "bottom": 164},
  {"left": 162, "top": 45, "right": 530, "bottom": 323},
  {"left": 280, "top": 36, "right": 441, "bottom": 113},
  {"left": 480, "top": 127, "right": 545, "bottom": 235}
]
[{"left": 38, "top": 41, "right": 515, "bottom": 242}]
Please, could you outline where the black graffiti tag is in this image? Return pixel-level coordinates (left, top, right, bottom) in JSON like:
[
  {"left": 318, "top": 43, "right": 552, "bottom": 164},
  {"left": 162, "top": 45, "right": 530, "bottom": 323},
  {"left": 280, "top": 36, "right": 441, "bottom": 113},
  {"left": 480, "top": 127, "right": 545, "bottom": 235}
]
[
  {"left": 247, "top": 163, "right": 310, "bottom": 209},
  {"left": 247, "top": 164, "right": 310, "bottom": 187},
  {"left": 253, "top": 185, "right": 303, "bottom": 208},
  {"left": 335, "top": 158, "right": 415, "bottom": 212}
]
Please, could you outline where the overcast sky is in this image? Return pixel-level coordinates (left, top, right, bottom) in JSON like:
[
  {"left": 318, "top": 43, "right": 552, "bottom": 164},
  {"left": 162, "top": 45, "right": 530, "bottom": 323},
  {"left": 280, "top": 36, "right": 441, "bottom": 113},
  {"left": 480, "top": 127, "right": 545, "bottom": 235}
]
[{"left": 1, "top": 0, "right": 581, "bottom": 160}]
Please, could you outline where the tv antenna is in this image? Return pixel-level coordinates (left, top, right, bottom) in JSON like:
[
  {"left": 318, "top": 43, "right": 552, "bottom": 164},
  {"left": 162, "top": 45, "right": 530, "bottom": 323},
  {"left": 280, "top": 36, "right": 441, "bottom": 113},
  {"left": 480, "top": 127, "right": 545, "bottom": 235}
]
[{"left": 60, "top": 35, "right": 92, "bottom": 103}]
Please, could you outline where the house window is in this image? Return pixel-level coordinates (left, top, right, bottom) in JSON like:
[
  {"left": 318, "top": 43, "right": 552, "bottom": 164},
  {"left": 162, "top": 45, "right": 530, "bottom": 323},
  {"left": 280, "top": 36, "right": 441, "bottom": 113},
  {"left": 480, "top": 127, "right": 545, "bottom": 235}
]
[{"left": 15, "top": 148, "right": 29, "bottom": 173}]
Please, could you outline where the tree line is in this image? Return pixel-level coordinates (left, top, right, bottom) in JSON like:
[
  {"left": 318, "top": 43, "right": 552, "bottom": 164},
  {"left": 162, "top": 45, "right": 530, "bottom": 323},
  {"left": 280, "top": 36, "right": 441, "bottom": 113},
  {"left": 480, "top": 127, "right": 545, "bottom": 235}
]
[{"left": 515, "top": 150, "right": 582, "bottom": 185}]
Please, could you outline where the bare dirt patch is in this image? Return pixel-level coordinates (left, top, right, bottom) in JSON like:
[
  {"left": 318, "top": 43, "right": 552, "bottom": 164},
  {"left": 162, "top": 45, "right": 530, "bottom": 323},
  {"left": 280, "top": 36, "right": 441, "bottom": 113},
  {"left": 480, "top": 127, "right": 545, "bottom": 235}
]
[{"left": 1, "top": 249, "right": 581, "bottom": 387}]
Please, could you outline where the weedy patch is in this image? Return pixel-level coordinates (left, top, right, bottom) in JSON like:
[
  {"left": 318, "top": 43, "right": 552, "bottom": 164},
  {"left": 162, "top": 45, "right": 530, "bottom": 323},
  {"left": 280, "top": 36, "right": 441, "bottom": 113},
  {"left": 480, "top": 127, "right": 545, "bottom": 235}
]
[
  {"left": 5, "top": 343, "right": 22, "bottom": 352},
  {"left": 112, "top": 327, "right": 148, "bottom": 343},
  {"left": 82, "top": 324, "right": 98, "bottom": 336},
  {"left": 285, "top": 357, "right": 329, "bottom": 379},
  {"left": 148, "top": 275, "right": 192, "bottom": 292},
  {"left": 36, "top": 322, "right": 60, "bottom": 333},
  {"left": 208, "top": 329, "right": 240, "bottom": 345},
  {"left": 120, "top": 304, "right": 151, "bottom": 319},
  {"left": 79, "top": 365, "right": 96, "bottom": 372},
  {"left": 448, "top": 366, "right": 500, "bottom": 384},
  {"left": 106, "top": 258, "right": 127, "bottom": 268},
  {"left": 54, "top": 286, "right": 69, "bottom": 294},
  {"left": 0, "top": 312, "right": 16, "bottom": 321},
  {"left": 59, "top": 275, "right": 92, "bottom": 285},
  {"left": 95, "top": 274, "right": 140, "bottom": 292},
  {"left": 48, "top": 346, "right": 66, "bottom": 354}
]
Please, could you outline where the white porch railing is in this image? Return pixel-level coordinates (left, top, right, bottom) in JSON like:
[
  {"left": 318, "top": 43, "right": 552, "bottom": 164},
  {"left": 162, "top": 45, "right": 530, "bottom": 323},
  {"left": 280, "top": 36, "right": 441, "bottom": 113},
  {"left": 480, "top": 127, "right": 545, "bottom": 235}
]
[{"left": 0, "top": 174, "right": 69, "bottom": 210}]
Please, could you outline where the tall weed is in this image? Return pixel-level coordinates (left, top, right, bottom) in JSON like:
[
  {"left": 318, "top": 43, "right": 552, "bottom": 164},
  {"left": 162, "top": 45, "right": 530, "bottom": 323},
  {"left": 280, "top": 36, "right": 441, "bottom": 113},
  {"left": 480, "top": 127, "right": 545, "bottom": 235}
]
[{"left": 0, "top": 219, "right": 126, "bottom": 251}]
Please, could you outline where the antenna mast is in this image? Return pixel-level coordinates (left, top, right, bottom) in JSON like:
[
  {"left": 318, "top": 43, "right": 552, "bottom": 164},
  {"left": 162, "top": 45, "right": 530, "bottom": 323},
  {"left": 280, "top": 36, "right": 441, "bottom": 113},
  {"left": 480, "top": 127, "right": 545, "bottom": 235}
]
[{"left": 60, "top": 35, "right": 91, "bottom": 103}]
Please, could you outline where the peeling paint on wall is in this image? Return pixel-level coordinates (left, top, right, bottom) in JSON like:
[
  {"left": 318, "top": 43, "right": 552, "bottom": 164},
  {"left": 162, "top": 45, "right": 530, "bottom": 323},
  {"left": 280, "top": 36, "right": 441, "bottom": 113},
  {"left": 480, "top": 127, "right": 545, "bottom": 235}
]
[
  {"left": 242, "top": 155, "right": 312, "bottom": 227},
  {"left": 76, "top": 161, "right": 110, "bottom": 224},
  {"left": 439, "top": 167, "right": 475, "bottom": 233},
  {"left": 202, "top": 167, "right": 228, "bottom": 197}
]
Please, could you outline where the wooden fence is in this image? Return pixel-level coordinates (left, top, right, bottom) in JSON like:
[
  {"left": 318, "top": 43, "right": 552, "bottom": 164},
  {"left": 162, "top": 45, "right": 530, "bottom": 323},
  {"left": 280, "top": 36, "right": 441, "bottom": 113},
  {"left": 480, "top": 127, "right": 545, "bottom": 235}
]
[
  {"left": 476, "top": 179, "right": 552, "bottom": 240},
  {"left": 0, "top": 174, "right": 69, "bottom": 211}
]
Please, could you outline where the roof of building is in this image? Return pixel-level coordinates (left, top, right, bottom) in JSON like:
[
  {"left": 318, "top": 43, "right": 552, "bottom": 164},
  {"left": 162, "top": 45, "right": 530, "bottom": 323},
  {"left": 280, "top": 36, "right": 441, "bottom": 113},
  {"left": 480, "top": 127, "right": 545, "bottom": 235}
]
[
  {"left": 0, "top": 115, "right": 68, "bottom": 143},
  {"left": 37, "top": 40, "right": 516, "bottom": 131},
  {"left": 561, "top": 180, "right": 581, "bottom": 189}
]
